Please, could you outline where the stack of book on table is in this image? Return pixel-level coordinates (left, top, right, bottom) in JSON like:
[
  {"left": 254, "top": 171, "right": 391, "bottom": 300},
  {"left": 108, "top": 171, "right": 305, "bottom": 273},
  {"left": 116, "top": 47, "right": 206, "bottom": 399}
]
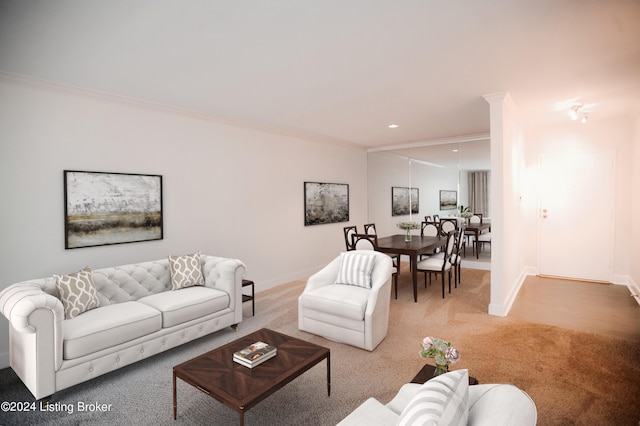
[{"left": 233, "top": 341, "right": 277, "bottom": 368}]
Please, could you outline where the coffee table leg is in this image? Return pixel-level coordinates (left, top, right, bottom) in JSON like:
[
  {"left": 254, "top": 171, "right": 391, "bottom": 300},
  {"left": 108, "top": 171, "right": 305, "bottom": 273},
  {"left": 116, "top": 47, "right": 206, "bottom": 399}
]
[
  {"left": 327, "top": 353, "right": 331, "bottom": 396},
  {"left": 173, "top": 371, "right": 177, "bottom": 420}
]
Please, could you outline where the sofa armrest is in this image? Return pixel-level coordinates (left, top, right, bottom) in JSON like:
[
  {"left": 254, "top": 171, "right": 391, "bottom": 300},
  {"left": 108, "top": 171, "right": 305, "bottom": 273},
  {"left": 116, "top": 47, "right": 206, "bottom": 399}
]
[
  {"left": 0, "top": 283, "right": 64, "bottom": 398},
  {"left": 1, "top": 283, "right": 63, "bottom": 332},
  {"left": 201, "top": 256, "right": 246, "bottom": 322},
  {"left": 468, "top": 384, "right": 537, "bottom": 426}
]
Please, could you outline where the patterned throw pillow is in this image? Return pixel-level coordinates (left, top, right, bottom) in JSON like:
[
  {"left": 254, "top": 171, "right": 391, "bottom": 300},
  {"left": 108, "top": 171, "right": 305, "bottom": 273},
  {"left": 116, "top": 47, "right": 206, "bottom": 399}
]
[
  {"left": 334, "top": 251, "right": 376, "bottom": 288},
  {"left": 398, "top": 369, "right": 469, "bottom": 426},
  {"left": 54, "top": 267, "right": 100, "bottom": 320},
  {"left": 169, "top": 251, "right": 205, "bottom": 290}
]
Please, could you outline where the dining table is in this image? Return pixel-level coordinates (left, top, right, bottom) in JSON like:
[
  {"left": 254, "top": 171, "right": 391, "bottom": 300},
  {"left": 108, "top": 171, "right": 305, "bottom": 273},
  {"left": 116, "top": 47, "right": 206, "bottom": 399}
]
[
  {"left": 376, "top": 234, "right": 445, "bottom": 302},
  {"left": 463, "top": 223, "right": 491, "bottom": 259}
]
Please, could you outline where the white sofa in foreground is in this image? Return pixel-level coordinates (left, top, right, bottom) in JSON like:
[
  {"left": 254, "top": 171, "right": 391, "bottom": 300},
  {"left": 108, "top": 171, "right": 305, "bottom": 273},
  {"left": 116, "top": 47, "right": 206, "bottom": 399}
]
[
  {"left": 338, "top": 369, "right": 537, "bottom": 426},
  {"left": 0, "top": 253, "right": 245, "bottom": 400}
]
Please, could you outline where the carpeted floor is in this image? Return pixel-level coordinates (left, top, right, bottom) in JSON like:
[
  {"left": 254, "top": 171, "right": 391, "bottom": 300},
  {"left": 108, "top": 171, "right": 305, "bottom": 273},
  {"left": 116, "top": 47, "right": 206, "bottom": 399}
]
[{"left": 1, "top": 268, "right": 639, "bottom": 425}]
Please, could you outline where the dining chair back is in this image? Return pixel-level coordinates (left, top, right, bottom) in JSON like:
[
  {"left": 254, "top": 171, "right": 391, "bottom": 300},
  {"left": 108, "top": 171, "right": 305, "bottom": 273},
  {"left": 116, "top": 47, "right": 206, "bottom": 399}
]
[
  {"left": 433, "top": 214, "right": 440, "bottom": 222},
  {"left": 424, "top": 215, "right": 432, "bottom": 222},
  {"left": 343, "top": 226, "right": 358, "bottom": 251},
  {"left": 452, "top": 227, "right": 465, "bottom": 285},
  {"left": 352, "top": 233, "right": 378, "bottom": 251},
  {"left": 421, "top": 221, "right": 440, "bottom": 237},
  {"left": 440, "top": 218, "right": 457, "bottom": 235},
  {"left": 470, "top": 214, "right": 481, "bottom": 224},
  {"left": 364, "top": 223, "right": 377, "bottom": 235}
]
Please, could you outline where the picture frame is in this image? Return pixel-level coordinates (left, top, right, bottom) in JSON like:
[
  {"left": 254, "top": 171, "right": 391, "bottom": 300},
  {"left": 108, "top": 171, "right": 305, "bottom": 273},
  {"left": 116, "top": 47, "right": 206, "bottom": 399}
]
[
  {"left": 304, "top": 182, "right": 349, "bottom": 226},
  {"left": 64, "top": 170, "right": 163, "bottom": 249},
  {"left": 439, "top": 190, "right": 458, "bottom": 210},
  {"left": 392, "top": 187, "right": 419, "bottom": 216}
]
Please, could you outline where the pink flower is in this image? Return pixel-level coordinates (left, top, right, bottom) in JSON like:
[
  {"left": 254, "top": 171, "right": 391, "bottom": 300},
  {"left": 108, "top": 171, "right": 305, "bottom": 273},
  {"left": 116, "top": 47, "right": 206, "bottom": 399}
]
[
  {"left": 422, "top": 337, "right": 434, "bottom": 350},
  {"left": 445, "top": 346, "right": 461, "bottom": 364}
]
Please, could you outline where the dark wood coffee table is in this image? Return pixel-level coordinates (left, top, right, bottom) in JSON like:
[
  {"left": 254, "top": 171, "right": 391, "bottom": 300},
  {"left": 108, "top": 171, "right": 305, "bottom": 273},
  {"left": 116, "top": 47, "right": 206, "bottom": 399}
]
[
  {"left": 173, "top": 328, "right": 330, "bottom": 425},
  {"left": 411, "top": 364, "right": 478, "bottom": 385}
]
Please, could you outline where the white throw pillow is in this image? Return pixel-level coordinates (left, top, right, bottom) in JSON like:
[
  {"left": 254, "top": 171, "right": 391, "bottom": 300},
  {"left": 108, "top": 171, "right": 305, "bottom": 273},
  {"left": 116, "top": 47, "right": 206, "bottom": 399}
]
[
  {"left": 169, "top": 251, "right": 205, "bottom": 290},
  {"left": 334, "top": 251, "right": 376, "bottom": 288},
  {"left": 54, "top": 267, "right": 100, "bottom": 319},
  {"left": 397, "top": 369, "right": 469, "bottom": 426}
]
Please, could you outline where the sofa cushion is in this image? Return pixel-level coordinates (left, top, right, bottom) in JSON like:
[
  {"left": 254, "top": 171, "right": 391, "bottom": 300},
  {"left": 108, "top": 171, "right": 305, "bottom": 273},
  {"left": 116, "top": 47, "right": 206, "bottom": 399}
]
[
  {"left": 169, "top": 251, "right": 205, "bottom": 290},
  {"left": 398, "top": 369, "right": 469, "bottom": 426},
  {"left": 334, "top": 251, "right": 376, "bottom": 288},
  {"left": 54, "top": 267, "right": 100, "bottom": 319},
  {"left": 63, "top": 301, "right": 161, "bottom": 359},
  {"left": 137, "top": 286, "right": 230, "bottom": 328},
  {"left": 299, "top": 284, "right": 370, "bottom": 321}
]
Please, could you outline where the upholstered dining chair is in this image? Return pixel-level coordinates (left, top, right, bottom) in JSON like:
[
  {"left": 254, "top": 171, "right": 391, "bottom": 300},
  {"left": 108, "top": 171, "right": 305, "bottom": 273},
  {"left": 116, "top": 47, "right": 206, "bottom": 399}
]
[
  {"left": 364, "top": 223, "right": 377, "bottom": 235},
  {"left": 343, "top": 226, "right": 358, "bottom": 251},
  {"left": 440, "top": 218, "right": 457, "bottom": 236},
  {"left": 415, "top": 231, "right": 456, "bottom": 298},
  {"left": 450, "top": 227, "right": 465, "bottom": 286},
  {"left": 464, "top": 214, "right": 482, "bottom": 250},
  {"left": 298, "top": 250, "right": 393, "bottom": 351},
  {"left": 477, "top": 232, "right": 491, "bottom": 253},
  {"left": 419, "top": 221, "right": 441, "bottom": 260},
  {"left": 429, "top": 226, "right": 464, "bottom": 284}
]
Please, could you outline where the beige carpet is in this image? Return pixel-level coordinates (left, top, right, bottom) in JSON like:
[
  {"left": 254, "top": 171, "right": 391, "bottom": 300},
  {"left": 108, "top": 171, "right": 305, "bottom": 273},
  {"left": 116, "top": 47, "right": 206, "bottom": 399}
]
[{"left": 0, "top": 267, "right": 638, "bottom": 425}]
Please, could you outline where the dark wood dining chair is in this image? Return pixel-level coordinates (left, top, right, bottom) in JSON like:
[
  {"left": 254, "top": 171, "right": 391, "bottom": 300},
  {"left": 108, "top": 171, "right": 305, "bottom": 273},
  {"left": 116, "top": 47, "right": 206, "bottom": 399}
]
[
  {"left": 415, "top": 230, "right": 456, "bottom": 298},
  {"left": 343, "top": 226, "right": 358, "bottom": 251},
  {"left": 452, "top": 227, "right": 465, "bottom": 286},
  {"left": 364, "top": 223, "right": 377, "bottom": 235},
  {"left": 440, "top": 218, "right": 457, "bottom": 236}
]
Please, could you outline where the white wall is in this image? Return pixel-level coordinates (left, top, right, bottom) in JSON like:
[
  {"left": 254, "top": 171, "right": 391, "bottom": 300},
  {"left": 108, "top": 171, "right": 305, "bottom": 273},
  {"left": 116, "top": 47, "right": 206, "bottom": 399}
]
[
  {"left": 0, "top": 75, "right": 369, "bottom": 367},
  {"left": 631, "top": 114, "right": 640, "bottom": 300},
  {"left": 485, "top": 92, "right": 529, "bottom": 316}
]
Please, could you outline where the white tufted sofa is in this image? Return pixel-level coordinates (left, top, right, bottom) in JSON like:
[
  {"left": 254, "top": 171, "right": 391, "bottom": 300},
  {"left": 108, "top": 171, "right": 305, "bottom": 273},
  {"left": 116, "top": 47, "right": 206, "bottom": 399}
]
[{"left": 0, "top": 254, "right": 245, "bottom": 400}]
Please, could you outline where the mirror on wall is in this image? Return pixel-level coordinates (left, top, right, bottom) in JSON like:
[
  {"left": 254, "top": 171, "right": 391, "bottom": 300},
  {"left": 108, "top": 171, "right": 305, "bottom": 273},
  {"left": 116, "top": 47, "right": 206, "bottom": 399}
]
[{"left": 367, "top": 139, "right": 490, "bottom": 238}]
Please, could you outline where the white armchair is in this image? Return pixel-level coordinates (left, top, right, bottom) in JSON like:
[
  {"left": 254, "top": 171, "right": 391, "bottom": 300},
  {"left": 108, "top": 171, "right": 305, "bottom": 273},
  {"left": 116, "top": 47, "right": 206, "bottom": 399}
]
[{"left": 298, "top": 251, "right": 393, "bottom": 351}]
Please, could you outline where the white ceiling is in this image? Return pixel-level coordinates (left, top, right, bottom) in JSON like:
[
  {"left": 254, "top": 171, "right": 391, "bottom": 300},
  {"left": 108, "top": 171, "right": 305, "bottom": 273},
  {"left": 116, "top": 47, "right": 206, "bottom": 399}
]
[{"left": 1, "top": 0, "right": 639, "bottom": 149}]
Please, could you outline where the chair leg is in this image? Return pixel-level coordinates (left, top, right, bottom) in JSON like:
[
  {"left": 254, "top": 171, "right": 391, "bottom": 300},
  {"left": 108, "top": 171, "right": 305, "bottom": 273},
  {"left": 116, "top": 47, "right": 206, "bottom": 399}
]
[
  {"left": 394, "top": 274, "right": 398, "bottom": 300},
  {"left": 441, "top": 273, "right": 445, "bottom": 299}
]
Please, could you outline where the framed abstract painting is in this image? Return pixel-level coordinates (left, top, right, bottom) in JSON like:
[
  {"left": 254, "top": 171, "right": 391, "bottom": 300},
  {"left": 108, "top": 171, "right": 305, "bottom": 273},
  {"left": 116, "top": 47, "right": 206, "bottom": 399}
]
[{"left": 64, "top": 170, "right": 163, "bottom": 249}]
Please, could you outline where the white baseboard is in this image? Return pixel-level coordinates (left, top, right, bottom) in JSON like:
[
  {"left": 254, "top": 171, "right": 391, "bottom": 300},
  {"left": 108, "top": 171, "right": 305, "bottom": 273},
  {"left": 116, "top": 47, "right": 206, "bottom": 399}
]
[{"left": 488, "top": 266, "right": 535, "bottom": 317}]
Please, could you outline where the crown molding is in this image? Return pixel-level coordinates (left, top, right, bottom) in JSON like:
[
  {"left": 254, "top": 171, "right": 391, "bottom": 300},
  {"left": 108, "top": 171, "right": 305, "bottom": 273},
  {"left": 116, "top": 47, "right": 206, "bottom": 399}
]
[
  {"left": 0, "top": 71, "right": 366, "bottom": 151},
  {"left": 367, "top": 132, "right": 490, "bottom": 153}
]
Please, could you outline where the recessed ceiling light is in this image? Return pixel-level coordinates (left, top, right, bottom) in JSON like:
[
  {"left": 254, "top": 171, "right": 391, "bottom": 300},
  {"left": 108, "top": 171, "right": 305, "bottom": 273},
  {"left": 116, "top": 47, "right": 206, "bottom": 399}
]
[{"left": 388, "top": 124, "right": 399, "bottom": 129}]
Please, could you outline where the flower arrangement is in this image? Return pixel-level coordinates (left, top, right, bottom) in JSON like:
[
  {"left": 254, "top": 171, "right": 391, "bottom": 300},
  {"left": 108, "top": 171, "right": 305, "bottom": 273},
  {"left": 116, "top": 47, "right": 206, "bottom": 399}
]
[
  {"left": 397, "top": 221, "right": 420, "bottom": 242},
  {"left": 419, "top": 336, "right": 461, "bottom": 376},
  {"left": 458, "top": 205, "right": 473, "bottom": 219},
  {"left": 396, "top": 221, "right": 420, "bottom": 231}
]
